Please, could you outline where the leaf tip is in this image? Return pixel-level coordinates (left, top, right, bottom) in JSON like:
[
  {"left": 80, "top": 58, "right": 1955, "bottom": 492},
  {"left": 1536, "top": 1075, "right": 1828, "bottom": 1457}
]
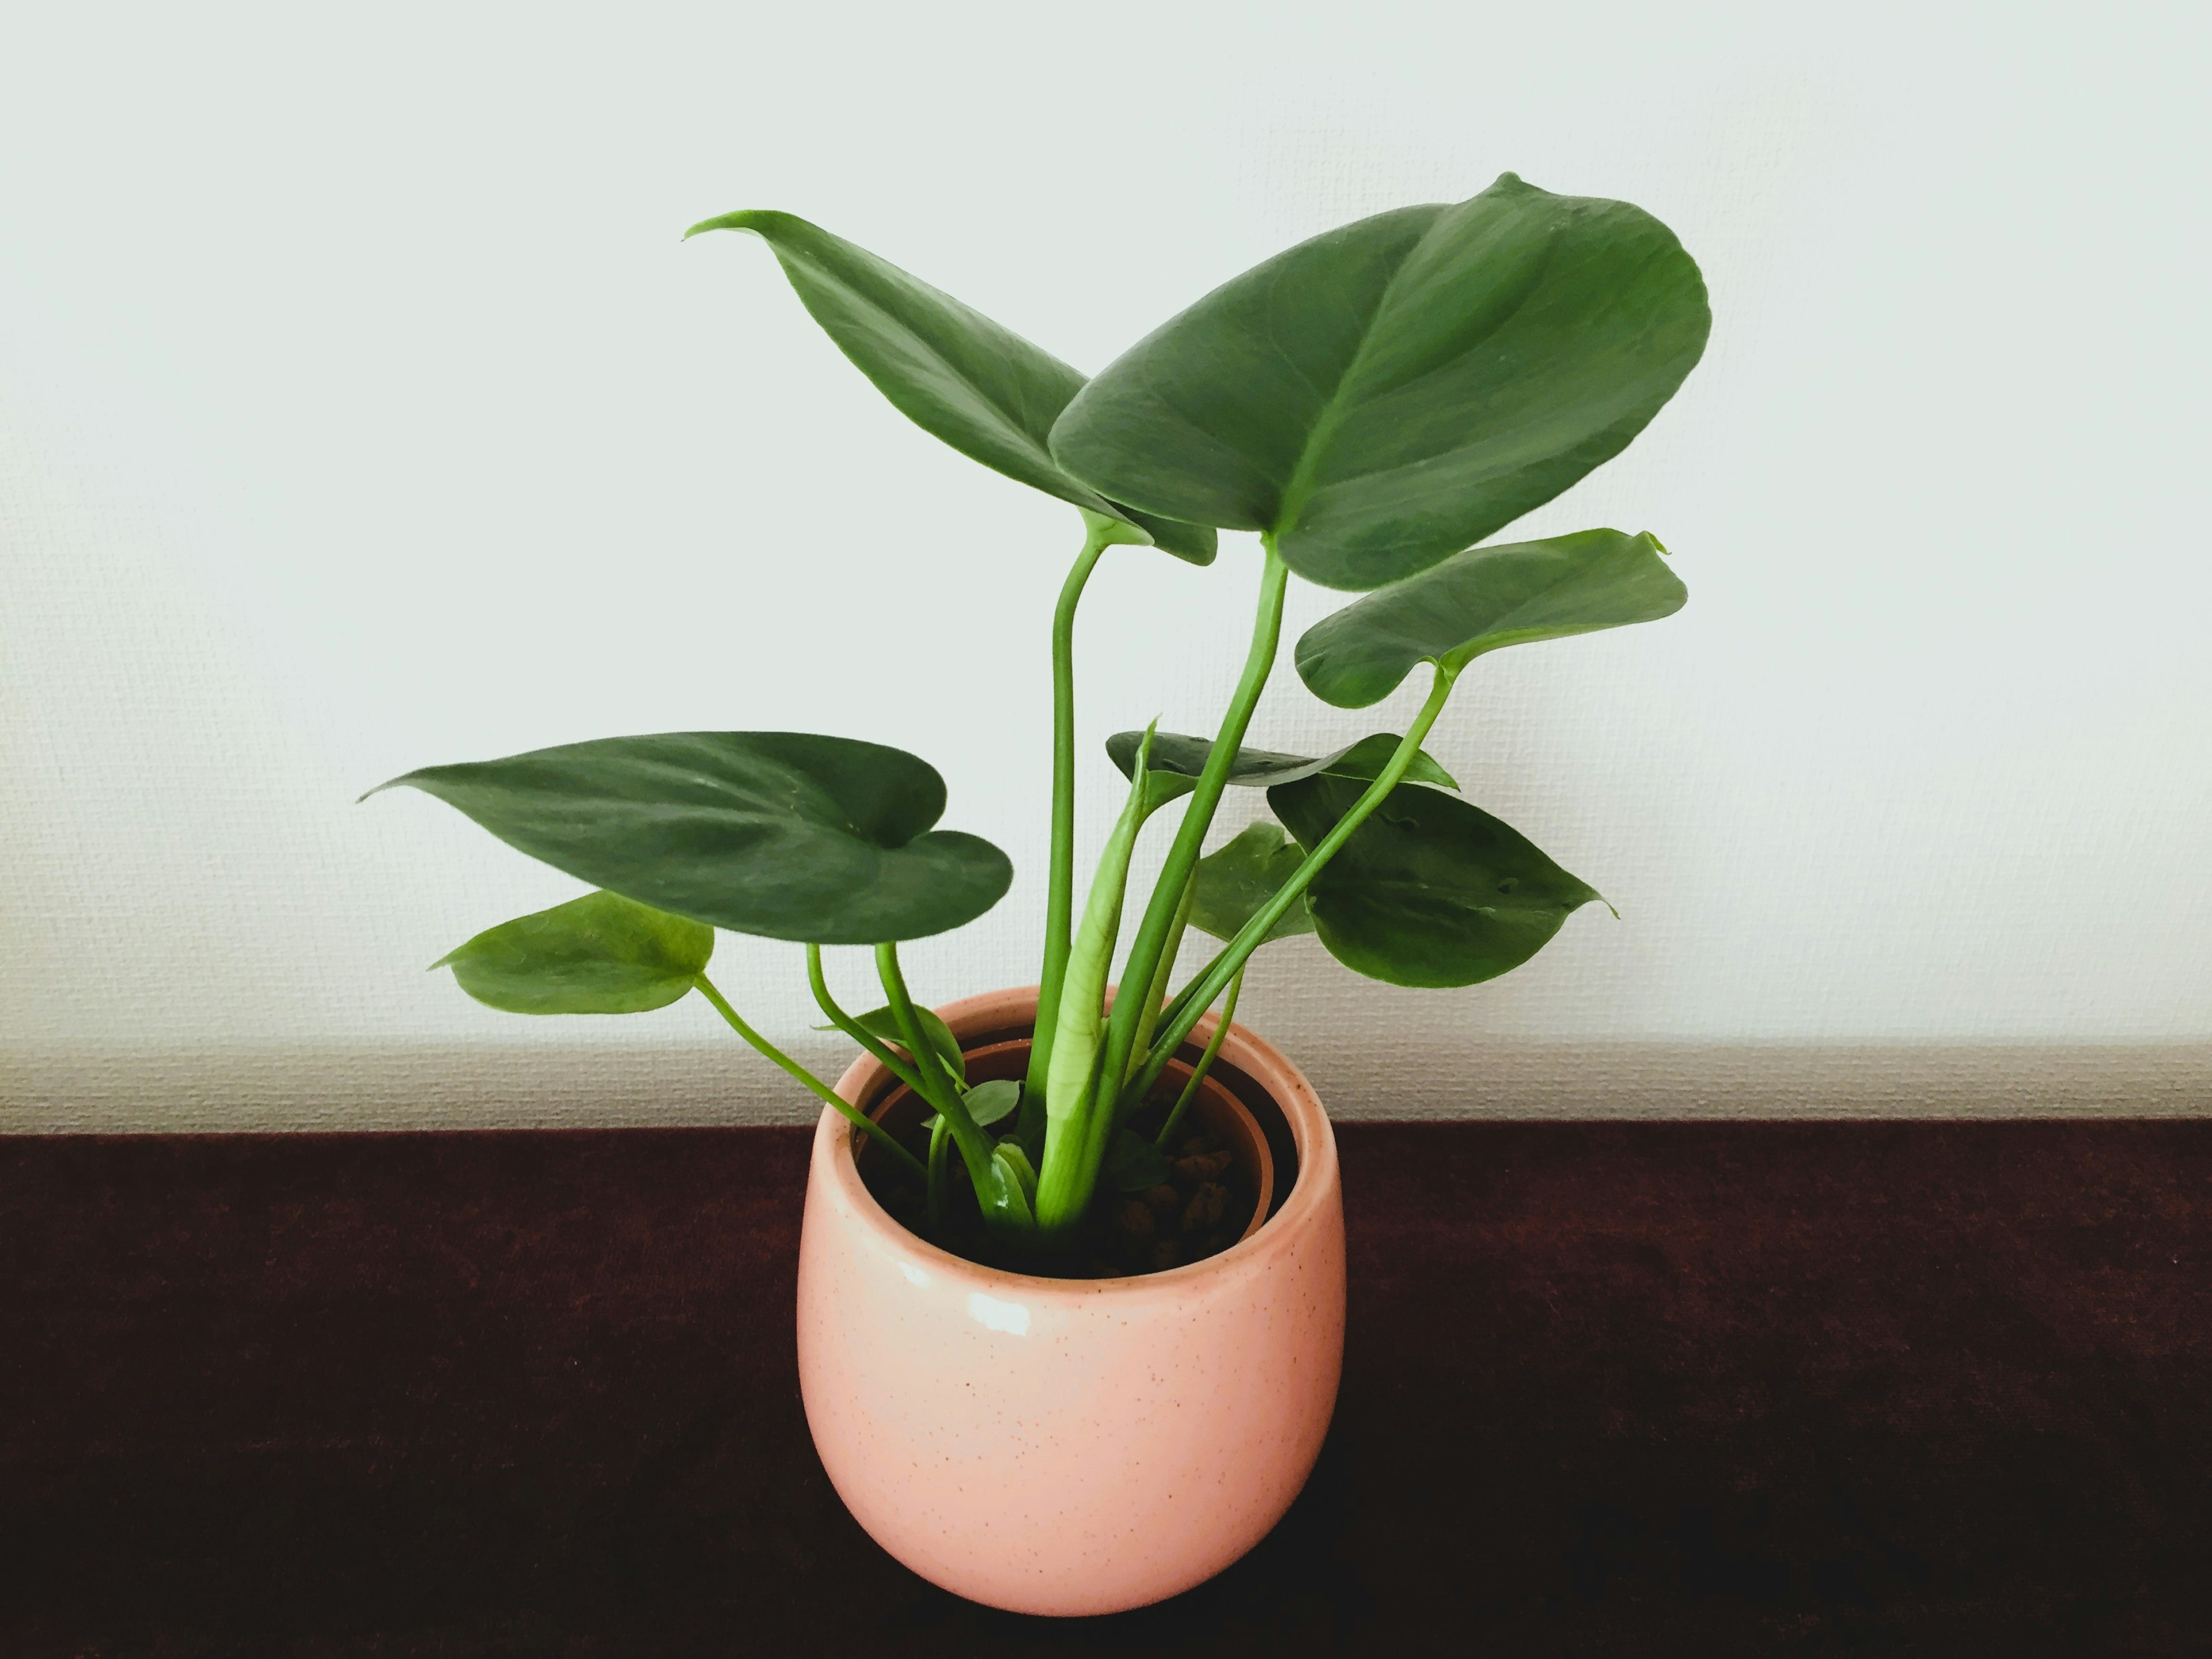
[{"left": 682, "top": 210, "right": 761, "bottom": 242}]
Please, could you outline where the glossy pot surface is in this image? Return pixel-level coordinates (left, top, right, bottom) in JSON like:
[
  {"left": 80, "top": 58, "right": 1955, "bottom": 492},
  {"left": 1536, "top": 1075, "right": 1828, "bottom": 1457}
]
[{"left": 798, "top": 985, "right": 1346, "bottom": 1616}]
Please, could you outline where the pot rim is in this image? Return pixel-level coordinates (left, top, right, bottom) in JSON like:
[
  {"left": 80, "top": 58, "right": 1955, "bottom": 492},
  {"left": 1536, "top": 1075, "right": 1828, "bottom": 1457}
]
[{"left": 824, "top": 982, "right": 1335, "bottom": 1302}]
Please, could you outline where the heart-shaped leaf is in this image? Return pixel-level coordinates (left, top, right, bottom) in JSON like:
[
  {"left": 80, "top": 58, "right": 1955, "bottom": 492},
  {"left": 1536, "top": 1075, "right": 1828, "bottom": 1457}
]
[
  {"left": 835, "top": 1003, "right": 967, "bottom": 1084},
  {"left": 923, "top": 1078, "right": 1021, "bottom": 1135},
  {"left": 963, "top": 1078, "right": 1021, "bottom": 1128},
  {"left": 1106, "top": 730, "right": 1459, "bottom": 795},
  {"left": 372, "top": 732, "right": 1011, "bottom": 944},
  {"left": 685, "top": 209, "right": 1215, "bottom": 563},
  {"left": 1269, "top": 774, "right": 1602, "bottom": 986},
  {"left": 1297, "top": 528, "right": 1687, "bottom": 708},
  {"left": 433, "top": 889, "right": 713, "bottom": 1014},
  {"left": 1050, "top": 173, "right": 1710, "bottom": 589},
  {"left": 1190, "top": 821, "right": 1317, "bottom": 946},
  {"left": 1105, "top": 1127, "right": 1172, "bottom": 1194}
]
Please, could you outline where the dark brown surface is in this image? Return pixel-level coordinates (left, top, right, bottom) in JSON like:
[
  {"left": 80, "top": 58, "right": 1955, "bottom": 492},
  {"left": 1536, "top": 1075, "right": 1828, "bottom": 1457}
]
[{"left": 5, "top": 1122, "right": 2209, "bottom": 1656}]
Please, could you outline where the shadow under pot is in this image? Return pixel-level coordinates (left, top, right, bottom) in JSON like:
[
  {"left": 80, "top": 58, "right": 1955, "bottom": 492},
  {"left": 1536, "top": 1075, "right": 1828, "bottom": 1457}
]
[{"left": 797, "top": 983, "right": 1347, "bottom": 1616}]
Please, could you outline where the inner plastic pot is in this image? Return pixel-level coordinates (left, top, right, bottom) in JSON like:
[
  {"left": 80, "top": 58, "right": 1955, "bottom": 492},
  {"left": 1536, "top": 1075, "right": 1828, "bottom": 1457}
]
[{"left": 853, "top": 1035, "right": 1277, "bottom": 1276}]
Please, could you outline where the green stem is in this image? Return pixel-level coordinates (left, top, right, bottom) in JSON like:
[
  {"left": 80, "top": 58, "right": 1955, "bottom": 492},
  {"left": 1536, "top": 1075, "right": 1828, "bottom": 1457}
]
[
  {"left": 1120, "top": 663, "right": 1461, "bottom": 1113},
  {"left": 693, "top": 972, "right": 926, "bottom": 1181},
  {"left": 875, "top": 942, "right": 1000, "bottom": 1206},
  {"left": 1033, "top": 728, "right": 1155, "bottom": 1244},
  {"left": 1154, "top": 968, "right": 1243, "bottom": 1150},
  {"left": 926, "top": 1112, "right": 953, "bottom": 1233},
  {"left": 1092, "top": 541, "right": 1289, "bottom": 1138},
  {"left": 1124, "top": 868, "right": 1195, "bottom": 1092},
  {"left": 807, "top": 943, "right": 930, "bottom": 1102},
  {"left": 1022, "top": 514, "right": 1124, "bottom": 1142},
  {"left": 1152, "top": 957, "right": 1214, "bottom": 1046}
]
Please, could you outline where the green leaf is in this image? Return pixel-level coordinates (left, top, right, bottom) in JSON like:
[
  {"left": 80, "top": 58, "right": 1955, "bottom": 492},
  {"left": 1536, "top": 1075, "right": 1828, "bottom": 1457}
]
[
  {"left": 922, "top": 1082, "right": 1021, "bottom": 1137},
  {"left": 1268, "top": 774, "right": 1603, "bottom": 986},
  {"left": 370, "top": 732, "right": 1010, "bottom": 945},
  {"left": 685, "top": 209, "right": 1215, "bottom": 564},
  {"left": 432, "top": 889, "right": 713, "bottom": 1015},
  {"left": 1108, "top": 729, "right": 1458, "bottom": 796},
  {"left": 1190, "top": 822, "right": 1317, "bottom": 946},
  {"left": 1050, "top": 173, "right": 1710, "bottom": 589},
  {"left": 963, "top": 1078, "right": 1021, "bottom": 1128},
  {"left": 1297, "top": 528, "right": 1687, "bottom": 708},
  {"left": 840, "top": 1004, "right": 967, "bottom": 1085},
  {"left": 1105, "top": 1128, "right": 1172, "bottom": 1194}
]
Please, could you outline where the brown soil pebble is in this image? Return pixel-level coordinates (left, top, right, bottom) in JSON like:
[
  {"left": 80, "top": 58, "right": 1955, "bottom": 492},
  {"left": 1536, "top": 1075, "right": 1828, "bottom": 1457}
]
[
  {"left": 1111, "top": 1200, "right": 1155, "bottom": 1244},
  {"left": 1183, "top": 1181, "right": 1229, "bottom": 1235},
  {"left": 1174, "top": 1150, "right": 1235, "bottom": 1183},
  {"left": 1095, "top": 1117, "right": 1256, "bottom": 1275}
]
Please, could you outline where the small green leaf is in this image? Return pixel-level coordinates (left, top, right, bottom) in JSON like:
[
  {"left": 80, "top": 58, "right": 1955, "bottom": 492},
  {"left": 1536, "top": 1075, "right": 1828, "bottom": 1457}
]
[
  {"left": 1269, "top": 775, "right": 1601, "bottom": 986},
  {"left": 433, "top": 890, "right": 713, "bottom": 1015},
  {"left": 1105, "top": 1128, "right": 1172, "bottom": 1194},
  {"left": 1296, "top": 528, "right": 1687, "bottom": 708},
  {"left": 839, "top": 1003, "right": 967, "bottom": 1085},
  {"left": 685, "top": 209, "right": 1215, "bottom": 563},
  {"left": 1190, "top": 822, "right": 1317, "bottom": 946},
  {"left": 370, "top": 732, "right": 1011, "bottom": 945},
  {"left": 963, "top": 1078, "right": 1020, "bottom": 1128},
  {"left": 1051, "top": 173, "right": 1710, "bottom": 589},
  {"left": 1107, "top": 730, "right": 1457, "bottom": 793}
]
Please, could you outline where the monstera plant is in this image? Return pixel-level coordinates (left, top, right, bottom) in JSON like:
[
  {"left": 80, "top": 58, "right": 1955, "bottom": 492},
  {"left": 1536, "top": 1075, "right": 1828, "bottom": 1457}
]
[{"left": 370, "top": 172, "right": 1708, "bottom": 1260}]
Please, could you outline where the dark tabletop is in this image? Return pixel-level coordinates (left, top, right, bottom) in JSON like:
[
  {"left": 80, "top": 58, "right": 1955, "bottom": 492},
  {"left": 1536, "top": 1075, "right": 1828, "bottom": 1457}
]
[{"left": 5, "top": 1121, "right": 2209, "bottom": 1656}]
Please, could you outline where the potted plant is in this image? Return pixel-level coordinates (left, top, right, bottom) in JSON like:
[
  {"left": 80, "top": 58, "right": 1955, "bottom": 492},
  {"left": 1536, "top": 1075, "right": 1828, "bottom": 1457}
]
[{"left": 368, "top": 172, "right": 1709, "bottom": 1615}]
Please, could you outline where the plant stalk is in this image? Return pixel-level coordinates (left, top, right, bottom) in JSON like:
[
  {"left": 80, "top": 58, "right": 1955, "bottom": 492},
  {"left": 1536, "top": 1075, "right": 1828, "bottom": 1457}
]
[
  {"left": 1119, "top": 663, "right": 1460, "bottom": 1113},
  {"left": 875, "top": 941, "right": 1008, "bottom": 1222},
  {"left": 692, "top": 972, "right": 926, "bottom": 1180},
  {"left": 806, "top": 943, "right": 930, "bottom": 1103},
  {"left": 1090, "top": 542, "right": 1289, "bottom": 1141},
  {"left": 1123, "top": 867, "right": 1195, "bottom": 1091},
  {"left": 1033, "top": 728, "right": 1154, "bottom": 1243},
  {"left": 926, "top": 1112, "right": 953, "bottom": 1233},
  {"left": 1022, "top": 514, "right": 1127, "bottom": 1143},
  {"left": 1154, "top": 967, "right": 1243, "bottom": 1150}
]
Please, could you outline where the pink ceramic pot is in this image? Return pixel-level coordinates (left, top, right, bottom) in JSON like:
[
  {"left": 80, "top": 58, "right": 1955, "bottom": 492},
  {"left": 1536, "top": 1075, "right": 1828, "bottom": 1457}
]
[{"left": 800, "top": 985, "right": 1346, "bottom": 1616}]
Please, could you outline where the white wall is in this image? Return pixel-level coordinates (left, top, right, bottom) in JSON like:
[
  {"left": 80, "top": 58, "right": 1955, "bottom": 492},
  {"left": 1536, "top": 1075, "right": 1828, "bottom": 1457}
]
[{"left": 4, "top": 1, "right": 2207, "bottom": 1127}]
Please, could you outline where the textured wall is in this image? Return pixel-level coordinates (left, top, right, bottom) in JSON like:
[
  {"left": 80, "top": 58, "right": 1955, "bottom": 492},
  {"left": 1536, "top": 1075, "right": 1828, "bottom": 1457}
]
[{"left": 4, "top": 3, "right": 2207, "bottom": 1128}]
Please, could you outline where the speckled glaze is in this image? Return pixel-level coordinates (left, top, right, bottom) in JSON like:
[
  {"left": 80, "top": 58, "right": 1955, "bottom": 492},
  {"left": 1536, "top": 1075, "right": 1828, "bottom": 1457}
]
[{"left": 798, "top": 985, "right": 1346, "bottom": 1616}]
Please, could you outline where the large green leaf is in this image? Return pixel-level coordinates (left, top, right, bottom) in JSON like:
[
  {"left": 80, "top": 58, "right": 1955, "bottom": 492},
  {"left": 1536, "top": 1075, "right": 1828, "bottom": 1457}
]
[
  {"left": 1049, "top": 173, "right": 1709, "bottom": 589},
  {"left": 1190, "top": 821, "right": 1316, "bottom": 946},
  {"left": 1297, "top": 528, "right": 1687, "bottom": 708},
  {"left": 1106, "top": 729, "right": 1459, "bottom": 801},
  {"left": 685, "top": 209, "right": 1215, "bottom": 563},
  {"left": 433, "top": 889, "right": 713, "bottom": 1015},
  {"left": 1269, "top": 775, "right": 1601, "bottom": 986},
  {"left": 372, "top": 732, "right": 1011, "bottom": 944}
]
